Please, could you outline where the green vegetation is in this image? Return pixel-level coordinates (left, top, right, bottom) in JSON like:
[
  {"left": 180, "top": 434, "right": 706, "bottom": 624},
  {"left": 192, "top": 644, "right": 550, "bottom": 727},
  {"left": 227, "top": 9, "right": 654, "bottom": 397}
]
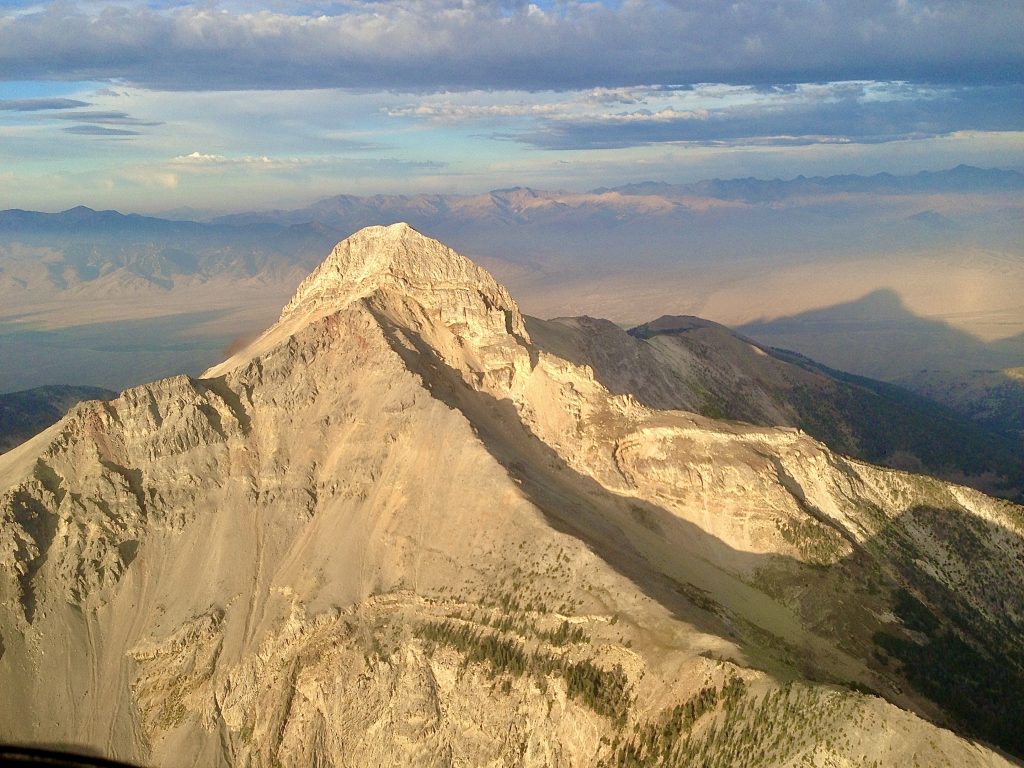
[
  {"left": 541, "top": 619, "right": 590, "bottom": 646},
  {"left": 418, "top": 619, "right": 630, "bottom": 722},
  {"left": 469, "top": 550, "right": 592, "bottom": 617},
  {"left": 874, "top": 621, "right": 1024, "bottom": 757},
  {"left": 868, "top": 543, "right": 1024, "bottom": 760},
  {"left": 752, "top": 496, "right": 1024, "bottom": 762},
  {"left": 453, "top": 606, "right": 590, "bottom": 645},
  {"left": 671, "top": 580, "right": 726, "bottom": 617},
  {"left": 601, "top": 678, "right": 869, "bottom": 768},
  {"left": 890, "top": 588, "right": 939, "bottom": 635},
  {"left": 777, "top": 516, "right": 845, "bottom": 564},
  {"left": 760, "top": 498, "right": 1024, "bottom": 761}
]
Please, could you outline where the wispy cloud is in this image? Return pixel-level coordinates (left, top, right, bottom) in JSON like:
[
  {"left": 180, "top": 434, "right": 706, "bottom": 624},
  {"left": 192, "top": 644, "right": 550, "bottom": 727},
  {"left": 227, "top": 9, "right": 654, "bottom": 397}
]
[
  {"left": 167, "top": 150, "right": 444, "bottom": 172},
  {"left": 0, "top": 2, "right": 1020, "bottom": 211},
  {"left": 0, "top": 98, "right": 90, "bottom": 111},
  {"left": 171, "top": 151, "right": 280, "bottom": 165},
  {"left": 386, "top": 101, "right": 565, "bottom": 122},
  {"left": 388, "top": 82, "right": 1024, "bottom": 150},
  {"left": 49, "top": 110, "right": 163, "bottom": 126},
  {"left": 62, "top": 124, "right": 142, "bottom": 135},
  {"left": 172, "top": 151, "right": 227, "bottom": 163}
]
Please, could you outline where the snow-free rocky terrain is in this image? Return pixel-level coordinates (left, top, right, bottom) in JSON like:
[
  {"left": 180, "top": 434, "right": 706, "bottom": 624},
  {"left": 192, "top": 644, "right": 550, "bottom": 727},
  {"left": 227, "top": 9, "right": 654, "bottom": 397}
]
[{"left": 0, "top": 224, "right": 1021, "bottom": 767}]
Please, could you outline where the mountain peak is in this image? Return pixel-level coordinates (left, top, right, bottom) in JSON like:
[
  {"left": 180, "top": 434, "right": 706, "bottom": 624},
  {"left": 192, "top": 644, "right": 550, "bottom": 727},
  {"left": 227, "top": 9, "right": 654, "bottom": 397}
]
[
  {"left": 282, "top": 223, "right": 525, "bottom": 334},
  {"left": 207, "top": 223, "right": 533, "bottom": 387}
]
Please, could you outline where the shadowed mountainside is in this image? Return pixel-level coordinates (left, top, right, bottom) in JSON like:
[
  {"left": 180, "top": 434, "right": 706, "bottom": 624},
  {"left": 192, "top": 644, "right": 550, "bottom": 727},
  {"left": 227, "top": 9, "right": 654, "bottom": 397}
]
[
  {"left": 737, "top": 289, "right": 1024, "bottom": 447},
  {"left": 896, "top": 367, "right": 1024, "bottom": 438}
]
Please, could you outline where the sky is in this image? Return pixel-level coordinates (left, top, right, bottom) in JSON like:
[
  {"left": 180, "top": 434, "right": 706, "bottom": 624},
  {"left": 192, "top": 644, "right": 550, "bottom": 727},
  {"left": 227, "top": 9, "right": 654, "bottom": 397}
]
[{"left": 0, "top": 0, "right": 1022, "bottom": 213}]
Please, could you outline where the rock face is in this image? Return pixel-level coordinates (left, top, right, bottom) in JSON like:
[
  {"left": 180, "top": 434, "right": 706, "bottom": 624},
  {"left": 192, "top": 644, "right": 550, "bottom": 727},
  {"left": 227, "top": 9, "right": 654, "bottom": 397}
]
[
  {"left": 0, "top": 385, "right": 116, "bottom": 454},
  {"left": 0, "top": 223, "right": 1022, "bottom": 767},
  {"left": 527, "top": 314, "right": 1024, "bottom": 501}
]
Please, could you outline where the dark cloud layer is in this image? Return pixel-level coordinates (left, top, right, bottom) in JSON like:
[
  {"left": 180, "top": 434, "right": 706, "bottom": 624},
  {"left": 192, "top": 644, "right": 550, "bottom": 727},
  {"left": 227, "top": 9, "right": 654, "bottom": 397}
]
[{"left": 0, "top": 1, "right": 1020, "bottom": 92}]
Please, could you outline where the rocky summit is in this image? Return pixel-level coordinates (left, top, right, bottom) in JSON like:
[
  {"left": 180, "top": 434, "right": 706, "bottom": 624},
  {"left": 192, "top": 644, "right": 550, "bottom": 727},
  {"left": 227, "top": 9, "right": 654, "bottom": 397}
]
[{"left": 0, "top": 224, "right": 1021, "bottom": 767}]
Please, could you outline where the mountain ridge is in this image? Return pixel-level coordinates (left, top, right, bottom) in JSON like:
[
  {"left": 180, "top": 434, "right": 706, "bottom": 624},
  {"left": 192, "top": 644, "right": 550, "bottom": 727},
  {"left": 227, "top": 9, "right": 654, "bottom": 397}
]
[
  {"left": 526, "top": 313, "right": 1023, "bottom": 501},
  {"left": 0, "top": 225, "right": 1022, "bottom": 766},
  {"left": 0, "top": 385, "right": 117, "bottom": 454},
  {"left": 3, "top": 166, "right": 1019, "bottom": 227}
]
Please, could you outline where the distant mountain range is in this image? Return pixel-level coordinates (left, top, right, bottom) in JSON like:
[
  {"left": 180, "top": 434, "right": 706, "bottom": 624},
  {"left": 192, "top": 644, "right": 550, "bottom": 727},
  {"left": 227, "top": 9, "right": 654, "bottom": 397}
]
[
  {"left": 0, "top": 205, "right": 339, "bottom": 286},
  {"left": 2, "top": 165, "right": 1021, "bottom": 413},
  {"left": 5, "top": 164, "right": 1020, "bottom": 238},
  {"left": 205, "top": 164, "right": 1024, "bottom": 228},
  {"left": 594, "top": 164, "right": 1024, "bottom": 201},
  {"left": 6, "top": 169, "right": 1014, "bottom": 284}
]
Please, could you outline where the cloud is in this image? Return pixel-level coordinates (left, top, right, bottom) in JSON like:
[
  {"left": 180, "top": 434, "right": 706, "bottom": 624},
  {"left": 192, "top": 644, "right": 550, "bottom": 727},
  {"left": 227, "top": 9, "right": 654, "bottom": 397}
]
[
  {"left": 503, "top": 83, "right": 1024, "bottom": 150},
  {"left": 0, "top": 1, "right": 1019, "bottom": 92},
  {"left": 49, "top": 110, "right": 163, "bottom": 126},
  {"left": 171, "top": 151, "right": 277, "bottom": 165},
  {"left": 386, "top": 101, "right": 564, "bottom": 121},
  {"left": 167, "top": 151, "right": 444, "bottom": 173},
  {"left": 0, "top": 98, "right": 90, "bottom": 111},
  {"left": 385, "top": 81, "right": 1022, "bottom": 151},
  {"left": 385, "top": 86, "right": 709, "bottom": 123},
  {"left": 172, "top": 151, "right": 228, "bottom": 163},
  {"left": 62, "top": 124, "right": 142, "bottom": 135}
]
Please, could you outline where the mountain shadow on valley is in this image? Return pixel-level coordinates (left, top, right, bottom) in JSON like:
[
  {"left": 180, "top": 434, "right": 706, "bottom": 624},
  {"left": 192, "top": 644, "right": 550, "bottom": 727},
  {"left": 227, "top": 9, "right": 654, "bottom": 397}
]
[{"left": 737, "top": 288, "right": 1024, "bottom": 381}]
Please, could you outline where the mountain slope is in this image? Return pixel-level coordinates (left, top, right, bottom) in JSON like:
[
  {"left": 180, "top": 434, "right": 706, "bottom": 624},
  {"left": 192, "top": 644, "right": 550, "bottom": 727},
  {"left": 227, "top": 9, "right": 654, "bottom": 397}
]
[
  {"left": 0, "top": 385, "right": 116, "bottom": 454},
  {"left": 896, "top": 367, "right": 1024, "bottom": 438},
  {"left": 527, "top": 314, "right": 1023, "bottom": 500},
  {"left": 0, "top": 224, "right": 1021, "bottom": 767}
]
